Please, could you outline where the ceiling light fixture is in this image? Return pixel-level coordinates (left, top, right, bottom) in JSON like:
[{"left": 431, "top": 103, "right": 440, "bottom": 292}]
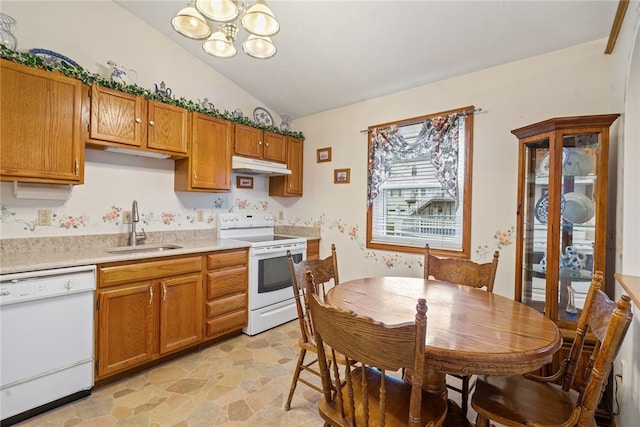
[{"left": 171, "top": 0, "right": 279, "bottom": 59}]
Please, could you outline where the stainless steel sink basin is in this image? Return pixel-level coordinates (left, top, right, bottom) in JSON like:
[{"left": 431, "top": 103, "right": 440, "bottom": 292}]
[{"left": 105, "top": 244, "right": 182, "bottom": 254}]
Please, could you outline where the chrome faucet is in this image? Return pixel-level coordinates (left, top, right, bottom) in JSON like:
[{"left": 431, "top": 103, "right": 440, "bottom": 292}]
[{"left": 129, "top": 200, "right": 146, "bottom": 246}]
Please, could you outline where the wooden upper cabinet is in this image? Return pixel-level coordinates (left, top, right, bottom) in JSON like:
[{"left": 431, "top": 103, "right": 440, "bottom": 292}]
[
  {"left": 263, "top": 131, "right": 287, "bottom": 162},
  {"left": 89, "top": 84, "right": 145, "bottom": 147},
  {"left": 147, "top": 101, "right": 189, "bottom": 153},
  {"left": 0, "top": 59, "right": 84, "bottom": 184},
  {"left": 175, "top": 113, "right": 233, "bottom": 192},
  {"left": 270, "top": 137, "right": 303, "bottom": 197},
  {"left": 234, "top": 124, "right": 286, "bottom": 163},
  {"left": 87, "top": 84, "right": 188, "bottom": 157}
]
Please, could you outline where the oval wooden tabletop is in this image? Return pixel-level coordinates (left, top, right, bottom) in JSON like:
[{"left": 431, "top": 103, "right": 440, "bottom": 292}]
[{"left": 326, "top": 276, "right": 562, "bottom": 375}]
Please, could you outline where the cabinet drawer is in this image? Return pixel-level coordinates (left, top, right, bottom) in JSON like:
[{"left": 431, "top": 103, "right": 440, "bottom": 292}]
[
  {"left": 206, "top": 293, "right": 246, "bottom": 318},
  {"left": 100, "top": 256, "right": 202, "bottom": 287},
  {"left": 207, "top": 267, "right": 247, "bottom": 299},
  {"left": 207, "top": 250, "right": 247, "bottom": 269},
  {"left": 206, "top": 309, "right": 247, "bottom": 338}
]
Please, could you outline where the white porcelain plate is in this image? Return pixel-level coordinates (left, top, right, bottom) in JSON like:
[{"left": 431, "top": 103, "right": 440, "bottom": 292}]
[
  {"left": 253, "top": 107, "right": 273, "bottom": 126},
  {"left": 562, "top": 148, "right": 593, "bottom": 175},
  {"left": 536, "top": 148, "right": 569, "bottom": 176},
  {"left": 562, "top": 192, "right": 595, "bottom": 224}
]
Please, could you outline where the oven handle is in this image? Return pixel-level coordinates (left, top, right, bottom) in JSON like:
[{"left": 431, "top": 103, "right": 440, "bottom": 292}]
[{"left": 251, "top": 243, "right": 307, "bottom": 256}]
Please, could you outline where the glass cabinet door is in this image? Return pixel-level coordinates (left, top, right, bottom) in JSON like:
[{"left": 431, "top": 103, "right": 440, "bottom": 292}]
[{"left": 514, "top": 114, "right": 618, "bottom": 328}]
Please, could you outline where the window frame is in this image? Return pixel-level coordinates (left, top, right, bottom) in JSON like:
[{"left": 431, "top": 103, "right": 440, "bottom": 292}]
[{"left": 366, "top": 105, "right": 474, "bottom": 258}]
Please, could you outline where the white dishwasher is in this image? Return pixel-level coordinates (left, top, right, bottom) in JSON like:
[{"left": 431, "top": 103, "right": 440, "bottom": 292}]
[{"left": 0, "top": 265, "right": 96, "bottom": 426}]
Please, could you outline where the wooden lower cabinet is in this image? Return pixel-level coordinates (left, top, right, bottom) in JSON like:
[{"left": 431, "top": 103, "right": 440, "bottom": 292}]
[
  {"left": 96, "top": 256, "right": 202, "bottom": 380},
  {"left": 205, "top": 249, "right": 248, "bottom": 340},
  {"left": 306, "top": 239, "right": 320, "bottom": 259}
]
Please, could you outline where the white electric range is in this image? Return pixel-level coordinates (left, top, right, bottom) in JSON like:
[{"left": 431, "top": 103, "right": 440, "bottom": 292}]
[{"left": 217, "top": 212, "right": 306, "bottom": 335}]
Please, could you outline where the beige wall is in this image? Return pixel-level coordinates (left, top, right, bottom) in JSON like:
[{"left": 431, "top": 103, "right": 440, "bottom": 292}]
[{"left": 293, "top": 39, "right": 613, "bottom": 296}]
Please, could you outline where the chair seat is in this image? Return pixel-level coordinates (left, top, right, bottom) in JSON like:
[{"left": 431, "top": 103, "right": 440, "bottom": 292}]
[
  {"left": 471, "top": 375, "right": 579, "bottom": 426},
  {"left": 319, "top": 367, "right": 448, "bottom": 427}
]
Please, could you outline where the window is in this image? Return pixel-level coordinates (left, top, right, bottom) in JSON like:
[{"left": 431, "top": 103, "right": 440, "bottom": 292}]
[{"left": 366, "top": 106, "right": 474, "bottom": 257}]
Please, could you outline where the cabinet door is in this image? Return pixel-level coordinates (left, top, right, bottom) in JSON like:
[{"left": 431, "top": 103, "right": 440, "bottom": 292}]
[
  {"left": 177, "top": 113, "right": 232, "bottom": 191},
  {"left": 234, "top": 124, "right": 263, "bottom": 159},
  {"left": 147, "top": 100, "right": 189, "bottom": 155},
  {"left": 97, "top": 282, "right": 155, "bottom": 378},
  {"left": 159, "top": 273, "right": 203, "bottom": 354},
  {"left": 512, "top": 114, "right": 618, "bottom": 329},
  {"left": 1, "top": 60, "right": 83, "bottom": 184},
  {"left": 89, "top": 84, "right": 145, "bottom": 147},
  {"left": 263, "top": 131, "right": 287, "bottom": 163},
  {"left": 269, "top": 137, "right": 303, "bottom": 197}
]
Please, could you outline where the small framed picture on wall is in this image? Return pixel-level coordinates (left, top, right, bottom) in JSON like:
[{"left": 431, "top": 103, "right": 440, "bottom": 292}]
[
  {"left": 334, "top": 168, "right": 350, "bottom": 184},
  {"left": 317, "top": 147, "right": 332, "bottom": 163},
  {"left": 236, "top": 176, "right": 254, "bottom": 189}
]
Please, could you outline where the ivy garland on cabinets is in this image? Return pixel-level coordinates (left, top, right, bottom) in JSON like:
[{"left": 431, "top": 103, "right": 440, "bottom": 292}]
[{"left": 0, "top": 45, "right": 304, "bottom": 140}]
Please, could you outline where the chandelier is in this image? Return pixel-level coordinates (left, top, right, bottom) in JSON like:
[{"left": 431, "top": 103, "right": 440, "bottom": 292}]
[{"left": 171, "top": 0, "right": 280, "bottom": 59}]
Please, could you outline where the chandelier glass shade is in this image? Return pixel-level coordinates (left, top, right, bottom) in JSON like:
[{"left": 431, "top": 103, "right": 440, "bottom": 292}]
[{"left": 171, "top": 0, "right": 279, "bottom": 59}]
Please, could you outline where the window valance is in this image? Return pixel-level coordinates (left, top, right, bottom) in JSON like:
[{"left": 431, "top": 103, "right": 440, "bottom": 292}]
[{"left": 367, "top": 114, "right": 461, "bottom": 208}]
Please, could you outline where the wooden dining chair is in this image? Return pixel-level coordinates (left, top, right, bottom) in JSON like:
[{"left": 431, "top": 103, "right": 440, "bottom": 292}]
[
  {"left": 305, "top": 270, "right": 448, "bottom": 427},
  {"left": 470, "top": 271, "right": 633, "bottom": 427},
  {"left": 284, "top": 243, "right": 340, "bottom": 411},
  {"left": 423, "top": 243, "right": 500, "bottom": 415}
]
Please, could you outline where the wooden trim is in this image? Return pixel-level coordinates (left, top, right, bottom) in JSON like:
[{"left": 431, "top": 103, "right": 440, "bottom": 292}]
[{"left": 605, "top": 0, "right": 629, "bottom": 54}]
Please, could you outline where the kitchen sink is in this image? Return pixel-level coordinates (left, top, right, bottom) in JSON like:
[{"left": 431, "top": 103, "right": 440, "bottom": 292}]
[{"left": 105, "top": 244, "right": 182, "bottom": 254}]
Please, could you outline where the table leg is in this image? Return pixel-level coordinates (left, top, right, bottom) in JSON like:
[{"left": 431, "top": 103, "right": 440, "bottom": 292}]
[{"left": 404, "top": 367, "right": 448, "bottom": 397}]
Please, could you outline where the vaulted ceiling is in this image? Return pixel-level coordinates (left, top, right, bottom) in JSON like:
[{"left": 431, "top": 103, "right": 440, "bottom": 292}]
[{"left": 116, "top": 1, "right": 620, "bottom": 120}]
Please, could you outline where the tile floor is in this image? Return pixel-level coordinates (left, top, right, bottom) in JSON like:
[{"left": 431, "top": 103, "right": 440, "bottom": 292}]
[{"left": 13, "top": 321, "right": 482, "bottom": 426}]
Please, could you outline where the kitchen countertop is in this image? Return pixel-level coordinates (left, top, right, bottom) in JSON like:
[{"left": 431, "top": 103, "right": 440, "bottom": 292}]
[
  {"left": 0, "top": 237, "right": 250, "bottom": 275},
  {"left": 0, "top": 226, "right": 321, "bottom": 275}
]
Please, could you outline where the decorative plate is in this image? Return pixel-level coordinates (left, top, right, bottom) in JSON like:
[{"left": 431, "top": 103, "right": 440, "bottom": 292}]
[
  {"left": 253, "top": 107, "right": 273, "bottom": 126},
  {"left": 562, "top": 148, "right": 593, "bottom": 175},
  {"left": 535, "top": 148, "right": 569, "bottom": 176},
  {"left": 534, "top": 193, "right": 566, "bottom": 224},
  {"left": 562, "top": 192, "right": 595, "bottom": 224},
  {"left": 28, "top": 48, "right": 80, "bottom": 68}
]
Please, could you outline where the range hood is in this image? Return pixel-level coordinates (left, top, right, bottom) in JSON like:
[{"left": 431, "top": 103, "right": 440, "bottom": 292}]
[{"left": 232, "top": 156, "right": 291, "bottom": 176}]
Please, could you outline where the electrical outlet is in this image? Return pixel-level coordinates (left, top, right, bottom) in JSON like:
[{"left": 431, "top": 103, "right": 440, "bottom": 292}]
[
  {"left": 122, "top": 211, "right": 132, "bottom": 224},
  {"left": 278, "top": 210, "right": 284, "bottom": 220},
  {"left": 196, "top": 210, "right": 205, "bottom": 222},
  {"left": 37, "top": 209, "right": 52, "bottom": 226}
]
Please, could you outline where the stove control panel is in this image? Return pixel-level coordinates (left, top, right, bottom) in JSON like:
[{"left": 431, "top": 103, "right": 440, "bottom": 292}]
[{"left": 218, "top": 212, "right": 276, "bottom": 230}]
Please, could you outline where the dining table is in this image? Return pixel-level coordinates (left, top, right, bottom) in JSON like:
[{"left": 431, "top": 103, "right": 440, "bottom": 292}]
[{"left": 325, "top": 276, "right": 563, "bottom": 398}]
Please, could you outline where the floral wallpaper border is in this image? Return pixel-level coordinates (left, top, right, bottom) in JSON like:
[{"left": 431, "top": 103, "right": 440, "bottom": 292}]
[{"left": 1, "top": 197, "right": 515, "bottom": 270}]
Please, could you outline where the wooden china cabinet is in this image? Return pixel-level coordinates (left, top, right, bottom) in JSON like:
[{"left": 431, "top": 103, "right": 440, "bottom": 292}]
[{"left": 512, "top": 114, "right": 619, "bottom": 420}]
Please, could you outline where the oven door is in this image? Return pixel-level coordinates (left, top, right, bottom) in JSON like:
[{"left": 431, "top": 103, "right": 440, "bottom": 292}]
[{"left": 249, "top": 243, "right": 306, "bottom": 311}]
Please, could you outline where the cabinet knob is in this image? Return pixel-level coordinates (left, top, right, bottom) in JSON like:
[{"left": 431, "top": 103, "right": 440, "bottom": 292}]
[
  {"left": 135, "top": 118, "right": 142, "bottom": 123},
  {"left": 149, "top": 120, "right": 155, "bottom": 126},
  {"left": 265, "top": 142, "right": 269, "bottom": 147},
  {"left": 258, "top": 141, "right": 262, "bottom": 145}
]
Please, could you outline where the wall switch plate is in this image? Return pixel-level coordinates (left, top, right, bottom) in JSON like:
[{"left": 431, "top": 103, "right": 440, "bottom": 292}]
[
  {"left": 278, "top": 210, "right": 284, "bottom": 220},
  {"left": 196, "top": 210, "right": 205, "bottom": 222},
  {"left": 122, "top": 211, "right": 132, "bottom": 224},
  {"left": 37, "top": 210, "right": 52, "bottom": 226}
]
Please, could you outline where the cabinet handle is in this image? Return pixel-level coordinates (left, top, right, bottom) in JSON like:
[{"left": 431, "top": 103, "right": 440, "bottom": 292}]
[
  {"left": 75, "top": 158, "right": 79, "bottom": 177},
  {"left": 135, "top": 118, "right": 142, "bottom": 123},
  {"left": 149, "top": 286, "right": 153, "bottom": 305},
  {"left": 193, "top": 170, "right": 198, "bottom": 183},
  {"left": 163, "top": 282, "right": 167, "bottom": 301},
  {"left": 149, "top": 120, "right": 155, "bottom": 126}
]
